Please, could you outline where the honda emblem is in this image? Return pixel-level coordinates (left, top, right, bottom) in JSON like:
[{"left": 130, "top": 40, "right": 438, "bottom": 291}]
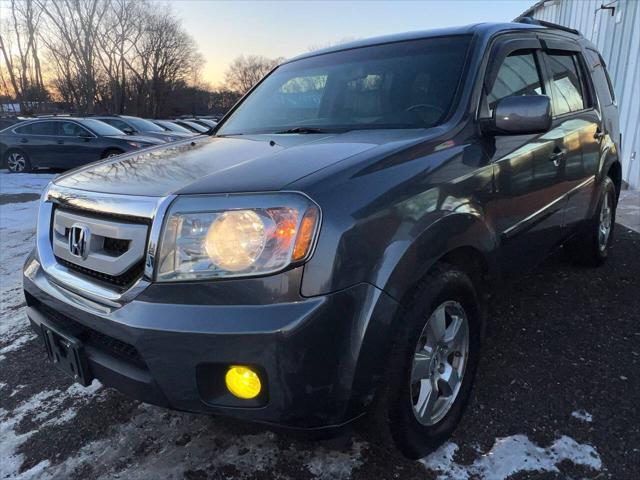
[{"left": 68, "top": 224, "right": 90, "bottom": 259}]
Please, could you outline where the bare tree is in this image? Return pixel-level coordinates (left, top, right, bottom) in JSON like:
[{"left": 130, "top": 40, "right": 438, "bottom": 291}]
[
  {"left": 224, "top": 54, "right": 283, "bottom": 94},
  {"left": 96, "top": 0, "right": 145, "bottom": 113},
  {"left": 0, "top": 0, "right": 48, "bottom": 111},
  {"left": 37, "top": 0, "right": 110, "bottom": 113},
  {"left": 0, "top": 0, "right": 225, "bottom": 117},
  {"left": 126, "top": 6, "right": 202, "bottom": 116}
]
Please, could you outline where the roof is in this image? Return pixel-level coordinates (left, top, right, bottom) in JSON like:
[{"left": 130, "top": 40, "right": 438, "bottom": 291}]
[{"left": 286, "top": 22, "right": 545, "bottom": 63}]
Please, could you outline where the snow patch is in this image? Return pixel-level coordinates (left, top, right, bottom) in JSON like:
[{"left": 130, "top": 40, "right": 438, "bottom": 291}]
[
  {"left": 0, "top": 381, "right": 102, "bottom": 479},
  {"left": 421, "top": 434, "right": 602, "bottom": 480},
  {"left": 34, "top": 403, "right": 365, "bottom": 479},
  {"left": 571, "top": 409, "right": 593, "bottom": 423},
  {"left": 0, "top": 172, "right": 55, "bottom": 195},
  {"left": 305, "top": 442, "right": 365, "bottom": 479}
]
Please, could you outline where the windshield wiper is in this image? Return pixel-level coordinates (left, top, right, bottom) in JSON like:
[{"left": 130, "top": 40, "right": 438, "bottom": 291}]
[{"left": 275, "top": 127, "right": 329, "bottom": 134}]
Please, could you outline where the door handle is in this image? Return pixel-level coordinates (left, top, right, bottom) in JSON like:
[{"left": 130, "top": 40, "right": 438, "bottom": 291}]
[
  {"left": 594, "top": 129, "right": 605, "bottom": 141},
  {"left": 549, "top": 151, "right": 565, "bottom": 167},
  {"left": 20, "top": 138, "right": 28, "bottom": 143},
  {"left": 57, "top": 140, "right": 64, "bottom": 145}
]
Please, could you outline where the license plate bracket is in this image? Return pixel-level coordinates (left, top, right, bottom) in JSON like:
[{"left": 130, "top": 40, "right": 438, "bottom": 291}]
[{"left": 41, "top": 321, "right": 93, "bottom": 387}]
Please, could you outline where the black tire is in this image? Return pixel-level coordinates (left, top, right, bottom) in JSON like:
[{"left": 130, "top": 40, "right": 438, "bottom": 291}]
[
  {"left": 4, "top": 149, "right": 32, "bottom": 173},
  {"left": 369, "top": 263, "right": 481, "bottom": 459},
  {"left": 565, "top": 177, "right": 617, "bottom": 267},
  {"left": 101, "top": 148, "right": 124, "bottom": 159}
]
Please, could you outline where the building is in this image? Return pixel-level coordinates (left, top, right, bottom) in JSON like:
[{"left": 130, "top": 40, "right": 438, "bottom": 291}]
[{"left": 517, "top": 0, "right": 639, "bottom": 189}]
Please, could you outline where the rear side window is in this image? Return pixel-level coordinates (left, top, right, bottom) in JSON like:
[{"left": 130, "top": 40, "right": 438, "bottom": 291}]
[
  {"left": 598, "top": 53, "right": 616, "bottom": 103},
  {"left": 544, "top": 52, "right": 588, "bottom": 116},
  {"left": 487, "top": 51, "right": 544, "bottom": 112},
  {"left": 15, "top": 121, "right": 58, "bottom": 135}
]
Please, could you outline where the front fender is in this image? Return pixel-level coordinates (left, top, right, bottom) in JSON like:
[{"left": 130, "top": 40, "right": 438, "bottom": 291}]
[{"left": 378, "top": 210, "right": 498, "bottom": 303}]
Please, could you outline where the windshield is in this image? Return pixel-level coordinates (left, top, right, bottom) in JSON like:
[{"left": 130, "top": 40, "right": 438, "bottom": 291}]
[
  {"left": 80, "top": 118, "right": 127, "bottom": 136},
  {"left": 218, "top": 36, "right": 470, "bottom": 136},
  {"left": 155, "top": 120, "right": 192, "bottom": 133},
  {"left": 125, "top": 117, "right": 166, "bottom": 132}
]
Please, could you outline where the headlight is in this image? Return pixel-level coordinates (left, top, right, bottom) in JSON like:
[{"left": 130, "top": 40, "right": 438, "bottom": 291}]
[{"left": 156, "top": 193, "right": 320, "bottom": 281}]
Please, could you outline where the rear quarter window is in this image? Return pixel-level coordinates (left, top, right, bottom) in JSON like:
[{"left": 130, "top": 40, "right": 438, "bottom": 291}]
[{"left": 586, "top": 49, "right": 615, "bottom": 105}]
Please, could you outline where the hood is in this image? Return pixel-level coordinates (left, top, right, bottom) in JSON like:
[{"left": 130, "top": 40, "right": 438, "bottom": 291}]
[
  {"left": 53, "top": 130, "right": 430, "bottom": 197},
  {"left": 106, "top": 134, "right": 165, "bottom": 145}
]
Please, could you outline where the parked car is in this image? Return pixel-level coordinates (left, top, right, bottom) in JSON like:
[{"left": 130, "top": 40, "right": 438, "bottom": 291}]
[
  {"left": 151, "top": 119, "right": 199, "bottom": 136},
  {"left": 0, "top": 116, "right": 23, "bottom": 131},
  {"left": 173, "top": 119, "right": 211, "bottom": 134},
  {"left": 183, "top": 118, "right": 218, "bottom": 129},
  {"left": 1, "top": 118, "right": 164, "bottom": 172},
  {"left": 94, "top": 115, "right": 194, "bottom": 143},
  {"left": 24, "top": 20, "right": 621, "bottom": 458}
]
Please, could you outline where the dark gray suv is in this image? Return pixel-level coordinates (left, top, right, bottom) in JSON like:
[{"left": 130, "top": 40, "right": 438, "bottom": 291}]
[{"left": 23, "top": 21, "right": 621, "bottom": 458}]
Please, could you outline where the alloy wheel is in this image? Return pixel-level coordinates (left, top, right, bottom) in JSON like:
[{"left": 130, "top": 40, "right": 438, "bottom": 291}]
[
  {"left": 598, "top": 192, "right": 612, "bottom": 251},
  {"left": 410, "top": 301, "right": 469, "bottom": 426},
  {"left": 7, "top": 152, "right": 26, "bottom": 172}
]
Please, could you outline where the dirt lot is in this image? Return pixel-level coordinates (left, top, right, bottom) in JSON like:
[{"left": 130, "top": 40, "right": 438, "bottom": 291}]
[{"left": 1, "top": 171, "right": 639, "bottom": 479}]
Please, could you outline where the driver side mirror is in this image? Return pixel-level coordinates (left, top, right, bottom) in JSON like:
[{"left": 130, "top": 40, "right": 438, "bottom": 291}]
[
  {"left": 122, "top": 126, "right": 135, "bottom": 135},
  {"left": 482, "top": 95, "right": 552, "bottom": 136},
  {"left": 78, "top": 130, "right": 93, "bottom": 139}
]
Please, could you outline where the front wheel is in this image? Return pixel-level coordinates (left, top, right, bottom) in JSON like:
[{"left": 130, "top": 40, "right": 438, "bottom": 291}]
[
  {"left": 370, "top": 264, "right": 481, "bottom": 459},
  {"left": 5, "top": 150, "right": 32, "bottom": 173}
]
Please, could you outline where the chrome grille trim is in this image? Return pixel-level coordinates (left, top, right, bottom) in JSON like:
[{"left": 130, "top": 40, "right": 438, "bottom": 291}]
[
  {"left": 37, "top": 184, "right": 176, "bottom": 307},
  {"left": 53, "top": 209, "right": 147, "bottom": 276},
  {"left": 47, "top": 185, "right": 161, "bottom": 220}
]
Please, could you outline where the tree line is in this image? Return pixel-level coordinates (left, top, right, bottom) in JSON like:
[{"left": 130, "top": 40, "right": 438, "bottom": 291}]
[{"left": 0, "top": 0, "right": 282, "bottom": 117}]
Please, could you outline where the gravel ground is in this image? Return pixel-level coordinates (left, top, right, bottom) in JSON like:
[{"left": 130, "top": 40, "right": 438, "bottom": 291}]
[{"left": 1, "top": 171, "right": 639, "bottom": 479}]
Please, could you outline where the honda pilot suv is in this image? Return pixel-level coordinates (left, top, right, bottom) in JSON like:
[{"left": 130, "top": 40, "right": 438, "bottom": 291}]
[{"left": 23, "top": 20, "right": 621, "bottom": 458}]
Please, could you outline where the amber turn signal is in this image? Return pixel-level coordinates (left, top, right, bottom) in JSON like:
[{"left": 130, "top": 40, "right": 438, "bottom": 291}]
[{"left": 292, "top": 206, "right": 319, "bottom": 261}]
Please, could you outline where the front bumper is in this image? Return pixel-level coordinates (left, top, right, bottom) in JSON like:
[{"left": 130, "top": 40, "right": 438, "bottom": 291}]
[{"left": 23, "top": 252, "right": 400, "bottom": 430}]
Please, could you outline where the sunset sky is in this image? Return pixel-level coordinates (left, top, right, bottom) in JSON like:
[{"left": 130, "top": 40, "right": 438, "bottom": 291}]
[{"left": 176, "top": 0, "right": 534, "bottom": 86}]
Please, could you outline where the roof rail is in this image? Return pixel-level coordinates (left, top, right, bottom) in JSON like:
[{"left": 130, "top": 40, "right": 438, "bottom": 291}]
[{"left": 517, "top": 16, "right": 581, "bottom": 36}]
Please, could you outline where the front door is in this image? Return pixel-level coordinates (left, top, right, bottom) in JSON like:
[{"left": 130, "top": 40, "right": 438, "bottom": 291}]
[
  {"left": 58, "top": 121, "right": 101, "bottom": 167},
  {"left": 480, "top": 41, "right": 565, "bottom": 277}
]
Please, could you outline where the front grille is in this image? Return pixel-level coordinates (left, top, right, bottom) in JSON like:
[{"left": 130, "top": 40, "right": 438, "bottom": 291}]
[
  {"left": 55, "top": 256, "right": 144, "bottom": 290},
  {"left": 51, "top": 207, "right": 148, "bottom": 290},
  {"left": 28, "top": 293, "right": 146, "bottom": 368},
  {"left": 103, "top": 237, "right": 131, "bottom": 256}
]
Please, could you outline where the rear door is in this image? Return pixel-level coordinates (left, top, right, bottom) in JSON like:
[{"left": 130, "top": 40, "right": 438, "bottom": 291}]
[
  {"left": 480, "top": 37, "right": 564, "bottom": 276},
  {"left": 538, "top": 36, "right": 602, "bottom": 235},
  {"left": 13, "top": 121, "right": 59, "bottom": 167}
]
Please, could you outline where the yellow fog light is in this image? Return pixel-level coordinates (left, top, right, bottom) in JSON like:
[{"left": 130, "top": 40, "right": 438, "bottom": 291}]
[{"left": 225, "top": 365, "right": 262, "bottom": 399}]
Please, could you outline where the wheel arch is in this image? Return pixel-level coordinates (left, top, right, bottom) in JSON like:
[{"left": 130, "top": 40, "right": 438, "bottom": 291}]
[
  {"left": 100, "top": 146, "right": 125, "bottom": 159},
  {"left": 379, "top": 212, "right": 498, "bottom": 305},
  {"left": 606, "top": 160, "right": 622, "bottom": 200}
]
